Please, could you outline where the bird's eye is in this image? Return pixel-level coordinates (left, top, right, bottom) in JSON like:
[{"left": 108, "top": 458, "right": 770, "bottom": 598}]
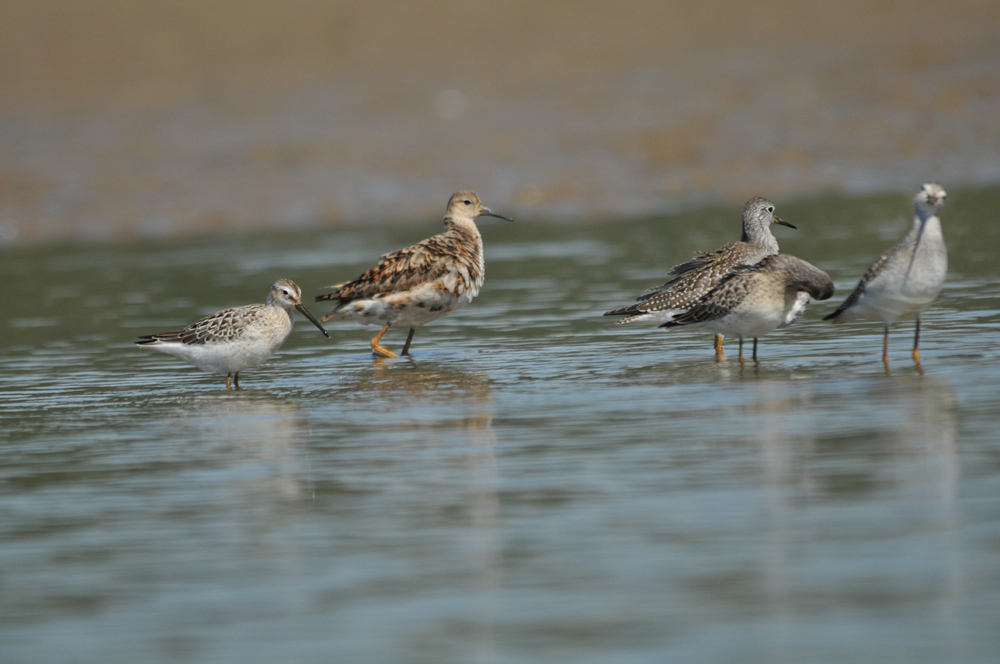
[
  {"left": 463, "top": 199, "right": 472, "bottom": 205},
  {"left": 766, "top": 206, "right": 774, "bottom": 213}
]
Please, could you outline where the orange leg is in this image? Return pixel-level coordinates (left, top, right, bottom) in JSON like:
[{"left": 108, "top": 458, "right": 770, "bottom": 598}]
[
  {"left": 401, "top": 327, "right": 416, "bottom": 356},
  {"left": 714, "top": 334, "right": 724, "bottom": 355},
  {"left": 882, "top": 325, "right": 890, "bottom": 365},
  {"left": 371, "top": 324, "right": 400, "bottom": 358},
  {"left": 912, "top": 318, "right": 921, "bottom": 363}
]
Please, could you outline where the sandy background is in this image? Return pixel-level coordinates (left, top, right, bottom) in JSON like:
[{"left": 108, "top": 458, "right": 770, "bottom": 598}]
[{"left": 1, "top": 0, "right": 999, "bottom": 243}]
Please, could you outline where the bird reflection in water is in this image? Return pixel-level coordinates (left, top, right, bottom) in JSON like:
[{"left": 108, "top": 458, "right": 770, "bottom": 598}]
[
  {"left": 158, "top": 393, "right": 307, "bottom": 500},
  {"left": 347, "top": 358, "right": 500, "bottom": 655},
  {"left": 742, "top": 377, "right": 958, "bottom": 640}
]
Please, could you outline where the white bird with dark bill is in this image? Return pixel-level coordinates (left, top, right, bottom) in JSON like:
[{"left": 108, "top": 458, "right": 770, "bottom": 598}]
[
  {"left": 604, "top": 196, "right": 796, "bottom": 354},
  {"left": 136, "top": 279, "right": 329, "bottom": 389},
  {"left": 662, "top": 254, "right": 835, "bottom": 362},
  {"left": 824, "top": 183, "right": 948, "bottom": 365},
  {"left": 316, "top": 191, "right": 511, "bottom": 358}
]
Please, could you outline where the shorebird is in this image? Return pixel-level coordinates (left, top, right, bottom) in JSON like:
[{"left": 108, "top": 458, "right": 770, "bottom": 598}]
[
  {"left": 604, "top": 196, "right": 796, "bottom": 354},
  {"left": 136, "top": 279, "right": 329, "bottom": 389},
  {"left": 662, "top": 253, "right": 834, "bottom": 362},
  {"left": 824, "top": 183, "right": 948, "bottom": 365},
  {"left": 316, "top": 191, "right": 511, "bottom": 358}
]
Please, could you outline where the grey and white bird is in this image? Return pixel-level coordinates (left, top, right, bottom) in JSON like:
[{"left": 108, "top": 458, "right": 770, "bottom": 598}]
[
  {"left": 824, "top": 183, "right": 948, "bottom": 365},
  {"left": 662, "top": 253, "right": 835, "bottom": 362},
  {"left": 136, "top": 279, "right": 329, "bottom": 389},
  {"left": 604, "top": 196, "right": 796, "bottom": 354}
]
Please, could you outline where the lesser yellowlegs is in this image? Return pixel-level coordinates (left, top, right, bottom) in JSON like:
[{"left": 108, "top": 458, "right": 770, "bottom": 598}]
[
  {"left": 316, "top": 191, "right": 511, "bottom": 358},
  {"left": 824, "top": 183, "right": 948, "bottom": 366},
  {"left": 604, "top": 196, "right": 796, "bottom": 354},
  {"left": 663, "top": 253, "right": 834, "bottom": 362},
  {"left": 136, "top": 279, "right": 329, "bottom": 389}
]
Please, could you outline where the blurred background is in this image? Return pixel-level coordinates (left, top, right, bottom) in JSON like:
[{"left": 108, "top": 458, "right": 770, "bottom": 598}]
[{"left": 2, "top": 0, "right": 999, "bottom": 245}]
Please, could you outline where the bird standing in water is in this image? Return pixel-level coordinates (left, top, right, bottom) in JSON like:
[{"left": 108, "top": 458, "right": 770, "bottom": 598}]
[
  {"left": 136, "top": 279, "right": 329, "bottom": 389},
  {"left": 824, "top": 183, "right": 948, "bottom": 368},
  {"left": 604, "top": 196, "right": 796, "bottom": 355},
  {"left": 663, "top": 253, "right": 835, "bottom": 362},
  {"left": 316, "top": 191, "right": 511, "bottom": 358}
]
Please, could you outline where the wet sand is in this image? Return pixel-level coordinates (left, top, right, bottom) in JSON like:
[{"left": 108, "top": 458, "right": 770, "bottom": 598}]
[{"left": 1, "top": 0, "right": 999, "bottom": 243}]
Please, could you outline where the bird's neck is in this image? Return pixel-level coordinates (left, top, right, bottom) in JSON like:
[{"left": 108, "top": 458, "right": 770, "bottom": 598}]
[
  {"left": 444, "top": 216, "right": 482, "bottom": 241},
  {"left": 909, "top": 209, "right": 942, "bottom": 243},
  {"left": 741, "top": 226, "right": 779, "bottom": 253}
]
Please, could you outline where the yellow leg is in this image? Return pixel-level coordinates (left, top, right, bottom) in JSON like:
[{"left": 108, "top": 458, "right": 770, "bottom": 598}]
[
  {"left": 401, "top": 327, "right": 416, "bottom": 356},
  {"left": 226, "top": 373, "right": 233, "bottom": 390},
  {"left": 912, "top": 318, "right": 921, "bottom": 363},
  {"left": 882, "top": 326, "right": 890, "bottom": 365},
  {"left": 371, "top": 324, "right": 400, "bottom": 358},
  {"left": 714, "top": 334, "right": 724, "bottom": 355}
]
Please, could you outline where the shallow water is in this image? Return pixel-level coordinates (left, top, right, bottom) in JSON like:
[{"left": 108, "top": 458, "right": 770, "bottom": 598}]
[{"left": 2, "top": 188, "right": 1000, "bottom": 663}]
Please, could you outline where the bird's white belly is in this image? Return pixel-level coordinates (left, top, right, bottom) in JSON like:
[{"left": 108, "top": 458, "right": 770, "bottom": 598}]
[
  {"left": 345, "top": 281, "right": 479, "bottom": 327},
  {"left": 705, "top": 307, "right": 784, "bottom": 340},
  {"left": 852, "top": 283, "right": 940, "bottom": 324},
  {"left": 147, "top": 326, "right": 290, "bottom": 374},
  {"left": 851, "top": 246, "right": 947, "bottom": 324}
]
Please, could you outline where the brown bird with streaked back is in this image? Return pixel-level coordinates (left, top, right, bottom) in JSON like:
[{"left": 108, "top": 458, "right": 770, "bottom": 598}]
[{"left": 316, "top": 191, "right": 511, "bottom": 358}]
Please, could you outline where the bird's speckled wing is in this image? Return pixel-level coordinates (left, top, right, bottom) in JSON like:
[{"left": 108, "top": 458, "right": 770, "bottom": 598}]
[
  {"left": 662, "top": 268, "right": 757, "bottom": 327},
  {"left": 823, "top": 245, "right": 896, "bottom": 321},
  {"left": 317, "top": 231, "right": 479, "bottom": 304},
  {"left": 136, "top": 305, "right": 264, "bottom": 345},
  {"left": 657, "top": 246, "right": 735, "bottom": 282},
  {"left": 634, "top": 251, "right": 716, "bottom": 298},
  {"left": 606, "top": 242, "right": 760, "bottom": 317}
]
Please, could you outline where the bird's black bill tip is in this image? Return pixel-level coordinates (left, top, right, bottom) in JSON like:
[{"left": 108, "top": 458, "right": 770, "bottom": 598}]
[
  {"left": 297, "top": 304, "right": 331, "bottom": 338},
  {"left": 774, "top": 217, "right": 797, "bottom": 230}
]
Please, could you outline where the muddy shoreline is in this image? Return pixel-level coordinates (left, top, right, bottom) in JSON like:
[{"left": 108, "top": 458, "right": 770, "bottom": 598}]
[{"left": 2, "top": 1, "right": 998, "bottom": 244}]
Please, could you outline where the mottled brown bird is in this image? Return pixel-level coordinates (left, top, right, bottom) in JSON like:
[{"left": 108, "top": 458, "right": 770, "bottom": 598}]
[{"left": 316, "top": 191, "right": 511, "bottom": 358}]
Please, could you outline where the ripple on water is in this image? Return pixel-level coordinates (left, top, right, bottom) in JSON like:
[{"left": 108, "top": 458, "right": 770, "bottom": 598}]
[{"left": 2, "top": 191, "right": 1000, "bottom": 662}]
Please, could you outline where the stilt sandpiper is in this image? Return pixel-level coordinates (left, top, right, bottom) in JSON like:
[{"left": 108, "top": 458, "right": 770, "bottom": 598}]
[{"left": 136, "top": 279, "right": 329, "bottom": 389}]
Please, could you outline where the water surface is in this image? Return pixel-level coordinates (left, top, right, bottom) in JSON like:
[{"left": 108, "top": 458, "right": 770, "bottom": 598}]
[{"left": 2, "top": 188, "right": 1000, "bottom": 662}]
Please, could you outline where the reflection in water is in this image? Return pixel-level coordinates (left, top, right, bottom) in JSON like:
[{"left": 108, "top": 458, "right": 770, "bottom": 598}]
[
  {"left": 157, "top": 393, "right": 306, "bottom": 500},
  {"left": 151, "top": 393, "right": 319, "bottom": 604},
  {"left": 882, "top": 378, "right": 959, "bottom": 500},
  {"left": 745, "top": 377, "right": 959, "bottom": 656},
  {"left": 341, "top": 360, "right": 499, "bottom": 661},
  {"left": 4, "top": 197, "right": 999, "bottom": 662},
  {"left": 358, "top": 356, "right": 494, "bottom": 403},
  {"left": 879, "top": 378, "right": 963, "bottom": 653}
]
